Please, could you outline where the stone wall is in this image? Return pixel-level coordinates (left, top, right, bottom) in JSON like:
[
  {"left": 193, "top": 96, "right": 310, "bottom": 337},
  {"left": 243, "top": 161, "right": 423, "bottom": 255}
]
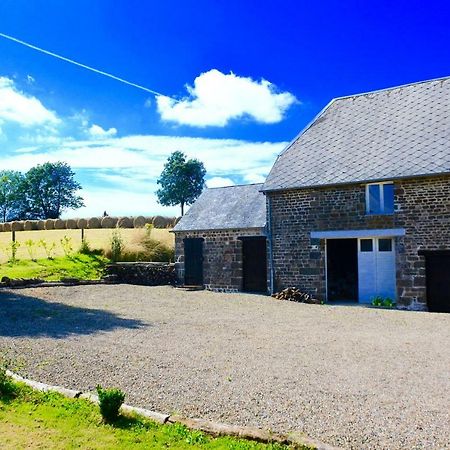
[
  {"left": 174, "top": 228, "right": 265, "bottom": 292},
  {"left": 104, "top": 262, "right": 175, "bottom": 286},
  {"left": 267, "top": 175, "right": 450, "bottom": 310}
]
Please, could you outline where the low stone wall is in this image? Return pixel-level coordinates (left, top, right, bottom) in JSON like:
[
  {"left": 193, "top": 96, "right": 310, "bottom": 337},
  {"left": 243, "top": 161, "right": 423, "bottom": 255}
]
[{"left": 104, "top": 262, "right": 176, "bottom": 286}]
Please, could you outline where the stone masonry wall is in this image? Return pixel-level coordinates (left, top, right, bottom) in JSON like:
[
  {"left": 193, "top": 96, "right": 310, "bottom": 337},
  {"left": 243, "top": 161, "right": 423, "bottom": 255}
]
[
  {"left": 268, "top": 175, "right": 450, "bottom": 310},
  {"left": 174, "top": 228, "right": 265, "bottom": 292}
]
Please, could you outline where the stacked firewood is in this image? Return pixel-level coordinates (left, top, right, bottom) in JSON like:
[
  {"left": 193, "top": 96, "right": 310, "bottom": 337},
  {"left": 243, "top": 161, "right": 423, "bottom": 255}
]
[{"left": 272, "top": 287, "right": 321, "bottom": 304}]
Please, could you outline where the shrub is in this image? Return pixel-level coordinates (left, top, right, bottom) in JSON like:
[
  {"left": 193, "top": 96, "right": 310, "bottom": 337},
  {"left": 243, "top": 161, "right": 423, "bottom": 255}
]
[
  {"left": 109, "top": 229, "right": 124, "bottom": 262},
  {"left": 371, "top": 296, "right": 395, "bottom": 308},
  {"left": 60, "top": 235, "right": 74, "bottom": 257},
  {"left": 96, "top": 385, "right": 125, "bottom": 423},
  {"left": 7, "top": 240, "right": 20, "bottom": 263},
  {"left": 25, "top": 239, "right": 36, "bottom": 261},
  {"left": 38, "top": 239, "right": 56, "bottom": 259},
  {"left": 78, "top": 239, "right": 92, "bottom": 255},
  {"left": 0, "top": 366, "right": 16, "bottom": 398}
]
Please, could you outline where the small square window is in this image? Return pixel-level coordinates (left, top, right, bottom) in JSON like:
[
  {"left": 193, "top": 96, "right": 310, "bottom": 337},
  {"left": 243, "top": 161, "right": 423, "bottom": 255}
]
[
  {"left": 378, "top": 239, "right": 392, "bottom": 252},
  {"left": 366, "top": 182, "right": 394, "bottom": 214},
  {"left": 360, "top": 239, "right": 373, "bottom": 252}
]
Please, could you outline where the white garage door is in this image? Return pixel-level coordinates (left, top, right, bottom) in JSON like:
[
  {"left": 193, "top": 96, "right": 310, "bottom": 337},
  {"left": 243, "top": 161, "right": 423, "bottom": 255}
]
[{"left": 358, "top": 238, "right": 396, "bottom": 303}]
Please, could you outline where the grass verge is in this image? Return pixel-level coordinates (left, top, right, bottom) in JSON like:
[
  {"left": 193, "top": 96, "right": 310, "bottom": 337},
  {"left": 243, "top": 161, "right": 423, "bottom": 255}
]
[
  {"left": 0, "top": 382, "right": 290, "bottom": 450},
  {"left": 0, "top": 253, "right": 108, "bottom": 281}
]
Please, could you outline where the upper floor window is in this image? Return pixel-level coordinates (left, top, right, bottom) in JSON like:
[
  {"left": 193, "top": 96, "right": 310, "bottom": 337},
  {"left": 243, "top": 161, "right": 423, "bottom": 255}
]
[{"left": 366, "top": 182, "right": 394, "bottom": 214}]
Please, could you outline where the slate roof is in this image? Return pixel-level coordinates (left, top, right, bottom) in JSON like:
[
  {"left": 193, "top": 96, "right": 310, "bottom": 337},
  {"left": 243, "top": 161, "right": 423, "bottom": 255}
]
[
  {"left": 263, "top": 76, "right": 450, "bottom": 192},
  {"left": 173, "top": 184, "right": 266, "bottom": 232}
]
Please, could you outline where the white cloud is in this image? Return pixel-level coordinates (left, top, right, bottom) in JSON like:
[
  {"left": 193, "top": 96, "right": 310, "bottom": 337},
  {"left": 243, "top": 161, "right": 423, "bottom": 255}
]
[
  {"left": 88, "top": 124, "right": 117, "bottom": 139},
  {"left": 0, "top": 77, "right": 59, "bottom": 127},
  {"left": 206, "top": 177, "right": 235, "bottom": 188},
  {"left": 156, "top": 69, "right": 298, "bottom": 127}
]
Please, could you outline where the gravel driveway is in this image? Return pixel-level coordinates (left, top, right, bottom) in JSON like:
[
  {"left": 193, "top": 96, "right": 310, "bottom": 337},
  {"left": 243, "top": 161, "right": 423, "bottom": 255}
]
[{"left": 0, "top": 285, "right": 449, "bottom": 449}]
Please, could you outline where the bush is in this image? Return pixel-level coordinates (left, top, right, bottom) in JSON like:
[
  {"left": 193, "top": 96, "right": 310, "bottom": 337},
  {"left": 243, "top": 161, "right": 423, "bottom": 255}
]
[
  {"left": 109, "top": 229, "right": 124, "bottom": 262},
  {"left": 96, "top": 385, "right": 125, "bottom": 423},
  {"left": 0, "top": 365, "right": 16, "bottom": 398},
  {"left": 371, "top": 296, "right": 395, "bottom": 308}
]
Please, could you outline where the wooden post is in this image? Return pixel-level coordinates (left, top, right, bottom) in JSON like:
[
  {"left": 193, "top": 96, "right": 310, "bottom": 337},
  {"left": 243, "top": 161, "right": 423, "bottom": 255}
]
[
  {"left": 81, "top": 228, "right": 85, "bottom": 241},
  {"left": 12, "top": 230, "right": 15, "bottom": 242}
]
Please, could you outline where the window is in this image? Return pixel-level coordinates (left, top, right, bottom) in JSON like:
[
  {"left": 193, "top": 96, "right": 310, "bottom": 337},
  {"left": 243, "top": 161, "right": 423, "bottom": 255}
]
[
  {"left": 378, "top": 239, "right": 392, "bottom": 252},
  {"left": 360, "top": 239, "right": 373, "bottom": 252},
  {"left": 366, "top": 182, "right": 394, "bottom": 214}
]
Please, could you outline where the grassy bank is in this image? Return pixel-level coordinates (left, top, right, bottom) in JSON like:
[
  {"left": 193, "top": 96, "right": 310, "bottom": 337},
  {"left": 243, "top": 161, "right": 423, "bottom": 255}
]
[
  {"left": 0, "top": 382, "right": 289, "bottom": 450},
  {"left": 0, "top": 253, "right": 108, "bottom": 281}
]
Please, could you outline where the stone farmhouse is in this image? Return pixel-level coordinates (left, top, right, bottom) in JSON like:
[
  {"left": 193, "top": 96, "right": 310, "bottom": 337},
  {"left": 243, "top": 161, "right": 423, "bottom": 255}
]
[{"left": 173, "top": 76, "right": 450, "bottom": 312}]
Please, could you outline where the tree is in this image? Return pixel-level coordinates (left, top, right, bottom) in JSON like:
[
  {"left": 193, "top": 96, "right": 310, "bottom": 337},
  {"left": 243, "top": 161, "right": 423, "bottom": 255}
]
[
  {"left": 0, "top": 170, "right": 26, "bottom": 222},
  {"left": 156, "top": 151, "right": 206, "bottom": 215},
  {"left": 23, "top": 162, "right": 84, "bottom": 219}
]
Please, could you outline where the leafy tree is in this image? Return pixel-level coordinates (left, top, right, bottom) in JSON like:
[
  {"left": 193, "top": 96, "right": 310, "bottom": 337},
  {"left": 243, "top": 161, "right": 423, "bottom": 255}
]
[
  {"left": 22, "top": 162, "right": 84, "bottom": 219},
  {"left": 0, "top": 170, "right": 26, "bottom": 222},
  {"left": 156, "top": 151, "right": 206, "bottom": 215}
]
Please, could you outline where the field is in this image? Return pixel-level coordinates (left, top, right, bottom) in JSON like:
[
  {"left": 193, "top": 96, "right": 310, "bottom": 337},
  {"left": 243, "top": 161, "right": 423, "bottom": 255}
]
[{"left": 0, "top": 228, "right": 174, "bottom": 264}]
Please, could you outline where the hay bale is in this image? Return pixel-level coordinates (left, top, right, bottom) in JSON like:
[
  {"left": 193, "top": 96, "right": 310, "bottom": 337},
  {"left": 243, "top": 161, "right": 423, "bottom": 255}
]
[
  {"left": 133, "top": 216, "right": 146, "bottom": 228},
  {"left": 23, "top": 220, "right": 34, "bottom": 231},
  {"left": 3, "top": 222, "right": 11, "bottom": 232},
  {"left": 11, "top": 221, "right": 24, "bottom": 232},
  {"left": 87, "top": 217, "right": 101, "bottom": 229},
  {"left": 45, "top": 219, "right": 55, "bottom": 230},
  {"left": 77, "top": 218, "right": 88, "bottom": 229},
  {"left": 37, "top": 220, "right": 46, "bottom": 230},
  {"left": 54, "top": 219, "right": 65, "bottom": 229},
  {"left": 152, "top": 215, "right": 166, "bottom": 228},
  {"left": 66, "top": 219, "right": 78, "bottom": 229},
  {"left": 117, "top": 216, "right": 133, "bottom": 228},
  {"left": 101, "top": 216, "right": 118, "bottom": 228},
  {"left": 144, "top": 216, "right": 154, "bottom": 225},
  {"left": 0, "top": 223, "right": 4, "bottom": 232}
]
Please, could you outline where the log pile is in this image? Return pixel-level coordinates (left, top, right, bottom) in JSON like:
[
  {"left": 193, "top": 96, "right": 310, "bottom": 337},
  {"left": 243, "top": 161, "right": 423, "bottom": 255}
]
[{"left": 272, "top": 287, "right": 322, "bottom": 304}]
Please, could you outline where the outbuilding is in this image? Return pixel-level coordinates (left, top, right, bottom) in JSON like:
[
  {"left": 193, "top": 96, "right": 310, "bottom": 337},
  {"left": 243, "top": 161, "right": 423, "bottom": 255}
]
[{"left": 173, "top": 184, "right": 268, "bottom": 293}]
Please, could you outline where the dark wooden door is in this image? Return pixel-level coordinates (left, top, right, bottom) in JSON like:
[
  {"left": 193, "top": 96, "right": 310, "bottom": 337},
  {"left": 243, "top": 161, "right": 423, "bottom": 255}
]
[
  {"left": 425, "top": 253, "right": 450, "bottom": 313},
  {"left": 242, "top": 237, "right": 267, "bottom": 293},
  {"left": 184, "top": 238, "right": 203, "bottom": 286}
]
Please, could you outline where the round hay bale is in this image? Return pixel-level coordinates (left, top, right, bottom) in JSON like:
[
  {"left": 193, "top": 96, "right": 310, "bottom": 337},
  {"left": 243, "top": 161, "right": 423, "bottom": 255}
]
[
  {"left": 77, "top": 218, "right": 88, "bottom": 229},
  {"left": 37, "top": 220, "right": 46, "bottom": 230},
  {"left": 117, "top": 216, "right": 133, "bottom": 228},
  {"left": 3, "top": 222, "right": 11, "bottom": 232},
  {"left": 144, "top": 216, "right": 154, "bottom": 225},
  {"left": 133, "top": 216, "right": 146, "bottom": 228},
  {"left": 54, "top": 219, "right": 65, "bottom": 229},
  {"left": 152, "top": 215, "right": 166, "bottom": 228},
  {"left": 23, "top": 220, "right": 34, "bottom": 231},
  {"left": 66, "top": 218, "right": 77, "bottom": 229},
  {"left": 101, "top": 216, "right": 118, "bottom": 228},
  {"left": 0, "top": 223, "right": 4, "bottom": 232},
  {"left": 87, "top": 217, "right": 101, "bottom": 229},
  {"left": 11, "top": 221, "right": 24, "bottom": 232},
  {"left": 45, "top": 219, "right": 55, "bottom": 230}
]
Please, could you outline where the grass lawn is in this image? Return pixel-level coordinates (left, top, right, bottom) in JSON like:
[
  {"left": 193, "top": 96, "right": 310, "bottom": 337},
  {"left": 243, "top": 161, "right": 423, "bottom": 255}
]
[
  {"left": 0, "top": 253, "right": 108, "bottom": 281},
  {"left": 0, "top": 383, "right": 289, "bottom": 450},
  {"left": 0, "top": 228, "right": 174, "bottom": 263}
]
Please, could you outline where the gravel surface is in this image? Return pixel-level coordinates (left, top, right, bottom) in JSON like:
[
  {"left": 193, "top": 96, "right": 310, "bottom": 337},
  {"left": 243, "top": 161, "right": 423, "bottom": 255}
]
[{"left": 0, "top": 285, "right": 449, "bottom": 449}]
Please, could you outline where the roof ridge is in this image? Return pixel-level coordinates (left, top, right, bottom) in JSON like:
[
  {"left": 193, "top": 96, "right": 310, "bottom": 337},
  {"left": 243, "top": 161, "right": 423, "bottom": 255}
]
[
  {"left": 333, "top": 75, "right": 450, "bottom": 102},
  {"left": 207, "top": 183, "right": 263, "bottom": 190}
]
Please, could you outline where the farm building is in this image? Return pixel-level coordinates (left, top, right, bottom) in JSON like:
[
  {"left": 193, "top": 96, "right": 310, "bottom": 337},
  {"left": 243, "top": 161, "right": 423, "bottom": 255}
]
[
  {"left": 174, "top": 76, "right": 450, "bottom": 312},
  {"left": 173, "top": 184, "right": 268, "bottom": 292}
]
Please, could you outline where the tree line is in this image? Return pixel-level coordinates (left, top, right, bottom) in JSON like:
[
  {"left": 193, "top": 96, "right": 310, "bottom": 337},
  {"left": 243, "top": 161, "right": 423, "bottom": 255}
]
[{"left": 0, "top": 162, "right": 84, "bottom": 222}]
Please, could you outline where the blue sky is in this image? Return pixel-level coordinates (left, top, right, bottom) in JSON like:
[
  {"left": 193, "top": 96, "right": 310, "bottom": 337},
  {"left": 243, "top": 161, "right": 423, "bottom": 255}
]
[{"left": 0, "top": 0, "right": 449, "bottom": 217}]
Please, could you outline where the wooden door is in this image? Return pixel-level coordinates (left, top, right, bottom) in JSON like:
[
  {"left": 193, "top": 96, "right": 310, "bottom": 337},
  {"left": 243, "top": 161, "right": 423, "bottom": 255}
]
[
  {"left": 242, "top": 237, "right": 267, "bottom": 293},
  {"left": 184, "top": 238, "right": 203, "bottom": 286},
  {"left": 425, "top": 253, "right": 450, "bottom": 313}
]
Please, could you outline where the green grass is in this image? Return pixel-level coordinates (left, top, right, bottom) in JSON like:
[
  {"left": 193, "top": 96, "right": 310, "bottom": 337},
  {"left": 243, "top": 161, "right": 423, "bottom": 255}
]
[
  {"left": 0, "top": 382, "right": 291, "bottom": 450},
  {"left": 0, "top": 253, "right": 108, "bottom": 281}
]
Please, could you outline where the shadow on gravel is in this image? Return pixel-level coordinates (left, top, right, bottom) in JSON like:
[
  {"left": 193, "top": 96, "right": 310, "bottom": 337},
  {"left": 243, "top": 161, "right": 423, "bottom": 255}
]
[{"left": 0, "top": 290, "right": 148, "bottom": 338}]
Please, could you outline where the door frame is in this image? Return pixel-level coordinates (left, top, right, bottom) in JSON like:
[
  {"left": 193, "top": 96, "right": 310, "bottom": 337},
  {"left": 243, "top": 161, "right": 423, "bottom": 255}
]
[{"left": 239, "top": 236, "right": 268, "bottom": 293}]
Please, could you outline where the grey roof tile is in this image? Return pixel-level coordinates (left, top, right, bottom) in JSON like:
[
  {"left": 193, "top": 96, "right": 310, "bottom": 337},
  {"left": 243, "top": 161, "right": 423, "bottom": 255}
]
[
  {"left": 173, "top": 183, "right": 266, "bottom": 232},
  {"left": 263, "top": 77, "right": 450, "bottom": 191}
]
